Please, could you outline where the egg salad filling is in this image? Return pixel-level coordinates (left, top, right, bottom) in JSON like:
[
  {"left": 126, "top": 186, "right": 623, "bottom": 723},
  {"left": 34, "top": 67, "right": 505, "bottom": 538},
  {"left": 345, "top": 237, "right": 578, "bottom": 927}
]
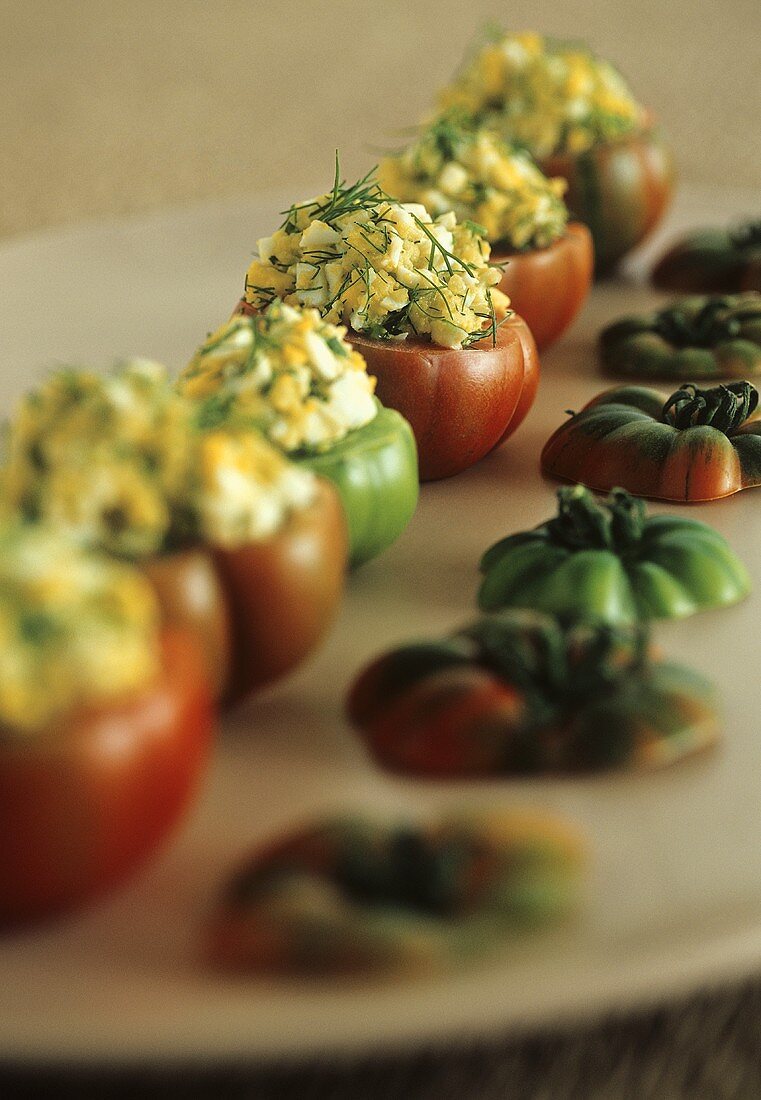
[
  {"left": 180, "top": 301, "right": 377, "bottom": 453},
  {"left": 439, "top": 31, "right": 648, "bottom": 159},
  {"left": 0, "top": 360, "right": 316, "bottom": 558},
  {"left": 379, "top": 114, "right": 568, "bottom": 251},
  {"left": 0, "top": 523, "right": 161, "bottom": 733},
  {"left": 243, "top": 165, "right": 509, "bottom": 350},
  {"left": 191, "top": 428, "right": 316, "bottom": 548}
]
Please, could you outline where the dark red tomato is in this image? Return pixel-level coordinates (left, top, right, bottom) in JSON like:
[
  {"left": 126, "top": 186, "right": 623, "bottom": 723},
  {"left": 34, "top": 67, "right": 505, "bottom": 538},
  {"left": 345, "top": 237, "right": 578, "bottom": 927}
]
[
  {"left": 348, "top": 315, "right": 540, "bottom": 481},
  {"left": 0, "top": 629, "right": 213, "bottom": 928},
  {"left": 541, "top": 381, "right": 761, "bottom": 502},
  {"left": 541, "top": 127, "right": 674, "bottom": 274},
  {"left": 145, "top": 480, "right": 347, "bottom": 700},
  {"left": 494, "top": 309, "right": 541, "bottom": 442},
  {"left": 364, "top": 666, "right": 528, "bottom": 777},
  {"left": 494, "top": 223, "right": 594, "bottom": 350},
  {"left": 234, "top": 299, "right": 540, "bottom": 480},
  {"left": 213, "top": 478, "right": 348, "bottom": 697},
  {"left": 143, "top": 549, "right": 231, "bottom": 698},
  {"left": 652, "top": 223, "right": 761, "bottom": 294}
]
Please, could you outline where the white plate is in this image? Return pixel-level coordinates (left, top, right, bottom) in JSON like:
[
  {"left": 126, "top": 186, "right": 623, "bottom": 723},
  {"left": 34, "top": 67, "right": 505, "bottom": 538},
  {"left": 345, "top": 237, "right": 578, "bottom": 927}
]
[{"left": 1, "top": 185, "right": 761, "bottom": 1066}]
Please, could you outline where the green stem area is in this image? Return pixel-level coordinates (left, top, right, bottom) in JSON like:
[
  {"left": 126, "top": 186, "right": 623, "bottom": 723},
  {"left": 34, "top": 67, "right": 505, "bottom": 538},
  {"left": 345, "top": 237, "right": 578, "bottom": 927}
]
[
  {"left": 545, "top": 485, "right": 646, "bottom": 554},
  {"left": 463, "top": 614, "right": 648, "bottom": 710},
  {"left": 662, "top": 381, "right": 758, "bottom": 433},
  {"left": 652, "top": 298, "right": 743, "bottom": 348}
]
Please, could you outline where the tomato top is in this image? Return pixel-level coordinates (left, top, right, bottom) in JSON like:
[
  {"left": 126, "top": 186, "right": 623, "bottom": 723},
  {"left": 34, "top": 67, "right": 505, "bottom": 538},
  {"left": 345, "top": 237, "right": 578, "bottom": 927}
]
[
  {"left": 541, "top": 381, "right": 761, "bottom": 501},
  {"left": 207, "top": 811, "right": 583, "bottom": 974},
  {"left": 600, "top": 294, "right": 761, "bottom": 381},
  {"left": 479, "top": 484, "right": 750, "bottom": 624},
  {"left": 0, "top": 523, "right": 161, "bottom": 733},
  {"left": 349, "top": 610, "right": 719, "bottom": 774}
]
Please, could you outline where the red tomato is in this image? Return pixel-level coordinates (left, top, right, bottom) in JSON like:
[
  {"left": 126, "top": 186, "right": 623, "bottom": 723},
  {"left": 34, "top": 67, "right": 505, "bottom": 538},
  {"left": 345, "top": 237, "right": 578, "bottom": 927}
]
[
  {"left": 145, "top": 480, "right": 347, "bottom": 700},
  {"left": 234, "top": 299, "right": 539, "bottom": 479},
  {"left": 348, "top": 315, "right": 540, "bottom": 481},
  {"left": 496, "top": 307, "right": 541, "bottom": 441},
  {"left": 364, "top": 666, "right": 528, "bottom": 777},
  {"left": 213, "top": 478, "right": 348, "bottom": 697},
  {"left": 143, "top": 549, "right": 231, "bottom": 698},
  {"left": 493, "top": 223, "right": 593, "bottom": 350},
  {"left": 0, "top": 629, "right": 214, "bottom": 927},
  {"left": 541, "top": 127, "right": 674, "bottom": 273}
]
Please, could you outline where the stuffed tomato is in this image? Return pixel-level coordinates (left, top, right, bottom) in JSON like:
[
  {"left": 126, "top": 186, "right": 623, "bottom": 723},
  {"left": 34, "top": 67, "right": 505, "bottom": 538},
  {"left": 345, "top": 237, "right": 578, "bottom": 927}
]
[
  {"left": 541, "top": 380, "right": 761, "bottom": 502},
  {"left": 0, "top": 525, "right": 213, "bottom": 926},
  {"left": 348, "top": 610, "right": 719, "bottom": 777},
  {"left": 143, "top": 476, "right": 346, "bottom": 699},
  {"left": 1, "top": 360, "right": 347, "bottom": 700},
  {"left": 379, "top": 113, "right": 593, "bottom": 350},
  {"left": 183, "top": 305, "right": 418, "bottom": 567},
  {"left": 438, "top": 30, "right": 673, "bottom": 272},
  {"left": 479, "top": 484, "right": 750, "bottom": 624},
  {"left": 238, "top": 164, "right": 537, "bottom": 481},
  {"left": 652, "top": 220, "right": 761, "bottom": 294},
  {"left": 348, "top": 313, "right": 538, "bottom": 480},
  {"left": 492, "top": 223, "right": 593, "bottom": 350},
  {"left": 541, "top": 128, "right": 673, "bottom": 274}
]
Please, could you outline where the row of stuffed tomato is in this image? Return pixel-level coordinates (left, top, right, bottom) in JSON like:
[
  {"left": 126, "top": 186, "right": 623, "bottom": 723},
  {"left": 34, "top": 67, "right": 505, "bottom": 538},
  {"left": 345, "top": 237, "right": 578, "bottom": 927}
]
[{"left": 0, "top": 197, "right": 558, "bottom": 929}]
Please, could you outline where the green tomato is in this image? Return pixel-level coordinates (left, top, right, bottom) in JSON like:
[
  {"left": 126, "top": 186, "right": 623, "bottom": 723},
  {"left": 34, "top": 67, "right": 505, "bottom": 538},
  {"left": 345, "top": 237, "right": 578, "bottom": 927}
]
[
  {"left": 297, "top": 403, "right": 419, "bottom": 568},
  {"left": 479, "top": 485, "right": 750, "bottom": 625},
  {"left": 600, "top": 294, "right": 761, "bottom": 381}
]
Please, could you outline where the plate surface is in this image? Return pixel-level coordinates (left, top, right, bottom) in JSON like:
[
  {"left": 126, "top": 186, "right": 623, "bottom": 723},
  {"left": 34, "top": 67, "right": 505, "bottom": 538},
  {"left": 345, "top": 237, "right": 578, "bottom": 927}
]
[{"left": 1, "top": 185, "right": 761, "bottom": 1065}]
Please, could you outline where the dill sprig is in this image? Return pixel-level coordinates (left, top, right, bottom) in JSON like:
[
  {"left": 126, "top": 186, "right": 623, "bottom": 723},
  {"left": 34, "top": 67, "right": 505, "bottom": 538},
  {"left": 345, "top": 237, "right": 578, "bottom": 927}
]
[
  {"left": 279, "top": 153, "right": 387, "bottom": 234},
  {"left": 262, "top": 154, "right": 505, "bottom": 347}
]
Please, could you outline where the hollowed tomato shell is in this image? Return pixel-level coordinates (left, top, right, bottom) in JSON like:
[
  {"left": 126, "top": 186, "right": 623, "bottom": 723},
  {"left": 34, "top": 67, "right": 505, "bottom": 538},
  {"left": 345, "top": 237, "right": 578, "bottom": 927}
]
[
  {"left": 348, "top": 314, "right": 540, "bottom": 481},
  {"left": 493, "top": 223, "right": 593, "bottom": 350},
  {"left": 213, "top": 478, "right": 347, "bottom": 698},
  {"left": 541, "top": 127, "right": 674, "bottom": 274},
  {"left": 145, "top": 479, "right": 347, "bottom": 701}
]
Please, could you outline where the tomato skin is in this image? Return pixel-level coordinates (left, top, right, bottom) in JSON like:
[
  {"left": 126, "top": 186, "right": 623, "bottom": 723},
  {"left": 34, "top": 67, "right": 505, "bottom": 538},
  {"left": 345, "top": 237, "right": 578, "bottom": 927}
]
[
  {"left": 494, "top": 223, "right": 593, "bottom": 350},
  {"left": 206, "top": 812, "right": 584, "bottom": 976},
  {"left": 599, "top": 295, "right": 761, "bottom": 383},
  {"left": 348, "top": 315, "right": 539, "bottom": 481},
  {"left": 145, "top": 480, "right": 346, "bottom": 700},
  {"left": 213, "top": 478, "right": 347, "bottom": 698},
  {"left": 142, "top": 549, "right": 232, "bottom": 697},
  {"left": 0, "top": 629, "right": 213, "bottom": 928},
  {"left": 347, "top": 639, "right": 474, "bottom": 728},
  {"left": 479, "top": 498, "right": 750, "bottom": 626},
  {"left": 542, "top": 127, "right": 674, "bottom": 273},
  {"left": 349, "top": 611, "right": 720, "bottom": 778},
  {"left": 363, "top": 667, "right": 529, "bottom": 777},
  {"left": 541, "top": 385, "right": 761, "bottom": 502},
  {"left": 297, "top": 404, "right": 419, "bottom": 568},
  {"left": 496, "top": 310, "right": 541, "bottom": 441}
]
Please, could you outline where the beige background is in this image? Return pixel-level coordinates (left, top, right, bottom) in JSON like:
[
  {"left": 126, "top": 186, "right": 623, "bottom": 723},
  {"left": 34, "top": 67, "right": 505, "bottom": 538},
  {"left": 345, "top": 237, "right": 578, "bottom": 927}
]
[{"left": 0, "top": 0, "right": 759, "bottom": 239}]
